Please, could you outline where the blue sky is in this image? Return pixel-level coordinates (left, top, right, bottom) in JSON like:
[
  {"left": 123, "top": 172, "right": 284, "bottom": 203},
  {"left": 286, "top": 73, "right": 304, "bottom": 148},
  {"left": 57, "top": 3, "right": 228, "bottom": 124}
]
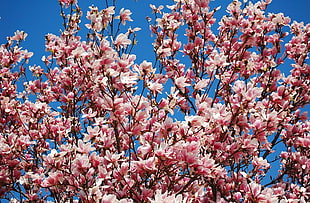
[{"left": 0, "top": 0, "right": 309, "bottom": 65}]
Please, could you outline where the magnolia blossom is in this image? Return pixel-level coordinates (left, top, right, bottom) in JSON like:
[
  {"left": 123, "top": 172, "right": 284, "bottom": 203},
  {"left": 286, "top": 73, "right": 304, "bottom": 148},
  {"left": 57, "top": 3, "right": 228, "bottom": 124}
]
[
  {"left": 194, "top": 79, "right": 209, "bottom": 90},
  {"left": 175, "top": 76, "right": 190, "bottom": 88},
  {"left": 10, "top": 30, "right": 28, "bottom": 41},
  {"left": 1, "top": 0, "right": 309, "bottom": 202},
  {"left": 147, "top": 81, "right": 163, "bottom": 94},
  {"left": 150, "top": 190, "right": 185, "bottom": 203},
  {"left": 116, "top": 8, "right": 133, "bottom": 25},
  {"left": 114, "top": 33, "right": 131, "bottom": 49}
]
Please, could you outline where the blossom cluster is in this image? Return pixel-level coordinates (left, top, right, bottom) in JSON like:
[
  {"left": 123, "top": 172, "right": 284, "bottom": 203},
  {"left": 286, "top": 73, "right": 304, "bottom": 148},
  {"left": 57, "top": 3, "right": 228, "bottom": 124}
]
[{"left": 0, "top": 0, "right": 309, "bottom": 202}]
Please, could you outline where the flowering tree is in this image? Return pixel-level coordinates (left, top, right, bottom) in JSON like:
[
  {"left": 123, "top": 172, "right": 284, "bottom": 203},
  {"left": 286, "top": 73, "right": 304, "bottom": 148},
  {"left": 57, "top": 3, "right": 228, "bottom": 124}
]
[{"left": 0, "top": 0, "right": 309, "bottom": 202}]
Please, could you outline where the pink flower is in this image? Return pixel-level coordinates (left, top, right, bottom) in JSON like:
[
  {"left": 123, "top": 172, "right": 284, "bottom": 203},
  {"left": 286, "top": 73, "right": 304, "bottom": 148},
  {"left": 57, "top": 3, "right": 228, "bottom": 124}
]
[
  {"left": 139, "top": 60, "right": 154, "bottom": 74},
  {"left": 120, "top": 72, "right": 138, "bottom": 85},
  {"left": 82, "top": 109, "right": 97, "bottom": 120},
  {"left": 11, "top": 30, "right": 28, "bottom": 41},
  {"left": 194, "top": 79, "right": 209, "bottom": 90},
  {"left": 232, "top": 80, "right": 246, "bottom": 94},
  {"left": 156, "top": 47, "right": 172, "bottom": 57},
  {"left": 194, "top": 0, "right": 210, "bottom": 8},
  {"left": 117, "top": 8, "right": 133, "bottom": 25},
  {"left": 150, "top": 4, "right": 164, "bottom": 14},
  {"left": 41, "top": 171, "right": 64, "bottom": 187},
  {"left": 76, "top": 140, "right": 95, "bottom": 154},
  {"left": 101, "top": 194, "right": 118, "bottom": 203},
  {"left": 252, "top": 157, "right": 270, "bottom": 174},
  {"left": 114, "top": 33, "right": 131, "bottom": 49},
  {"left": 59, "top": 0, "right": 77, "bottom": 8},
  {"left": 249, "top": 182, "right": 262, "bottom": 198},
  {"left": 133, "top": 157, "right": 157, "bottom": 173},
  {"left": 175, "top": 76, "right": 190, "bottom": 88},
  {"left": 147, "top": 81, "right": 163, "bottom": 94},
  {"left": 150, "top": 190, "right": 184, "bottom": 203},
  {"left": 72, "top": 154, "right": 91, "bottom": 174}
]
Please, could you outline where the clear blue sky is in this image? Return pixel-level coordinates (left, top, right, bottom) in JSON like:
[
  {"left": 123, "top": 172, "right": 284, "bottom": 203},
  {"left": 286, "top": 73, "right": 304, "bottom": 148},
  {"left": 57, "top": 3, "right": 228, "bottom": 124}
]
[{"left": 0, "top": 0, "right": 309, "bottom": 65}]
